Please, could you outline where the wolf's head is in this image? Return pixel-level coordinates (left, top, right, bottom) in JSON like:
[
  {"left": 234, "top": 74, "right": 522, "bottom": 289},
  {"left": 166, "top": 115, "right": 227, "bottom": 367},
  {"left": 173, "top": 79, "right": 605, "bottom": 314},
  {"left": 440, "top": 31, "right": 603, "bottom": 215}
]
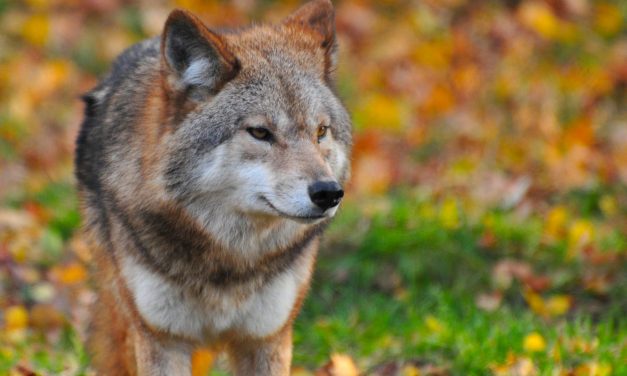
[{"left": 155, "top": 0, "right": 351, "bottom": 248}]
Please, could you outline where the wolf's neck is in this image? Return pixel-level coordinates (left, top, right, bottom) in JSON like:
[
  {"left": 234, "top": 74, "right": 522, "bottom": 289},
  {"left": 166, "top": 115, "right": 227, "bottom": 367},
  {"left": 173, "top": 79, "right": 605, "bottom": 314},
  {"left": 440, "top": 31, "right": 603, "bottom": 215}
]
[{"left": 110, "top": 196, "right": 325, "bottom": 289}]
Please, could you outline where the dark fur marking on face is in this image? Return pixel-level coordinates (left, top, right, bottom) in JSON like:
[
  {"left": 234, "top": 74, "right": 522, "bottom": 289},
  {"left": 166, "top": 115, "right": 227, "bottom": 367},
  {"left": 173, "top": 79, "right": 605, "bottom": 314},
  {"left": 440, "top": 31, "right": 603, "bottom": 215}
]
[{"left": 241, "top": 151, "right": 258, "bottom": 161}]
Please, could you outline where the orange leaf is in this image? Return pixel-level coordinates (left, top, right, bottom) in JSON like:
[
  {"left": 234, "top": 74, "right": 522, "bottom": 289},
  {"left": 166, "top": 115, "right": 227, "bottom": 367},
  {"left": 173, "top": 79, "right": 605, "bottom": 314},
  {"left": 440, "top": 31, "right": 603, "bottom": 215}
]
[
  {"left": 53, "top": 263, "right": 88, "bottom": 285},
  {"left": 191, "top": 348, "right": 216, "bottom": 376}
]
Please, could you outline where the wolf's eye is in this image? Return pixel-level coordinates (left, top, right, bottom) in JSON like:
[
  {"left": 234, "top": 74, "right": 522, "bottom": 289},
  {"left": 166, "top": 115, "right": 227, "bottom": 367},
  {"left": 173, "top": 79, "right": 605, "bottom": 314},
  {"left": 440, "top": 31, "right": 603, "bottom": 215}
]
[
  {"left": 247, "top": 127, "right": 273, "bottom": 142},
  {"left": 317, "top": 125, "right": 329, "bottom": 142}
]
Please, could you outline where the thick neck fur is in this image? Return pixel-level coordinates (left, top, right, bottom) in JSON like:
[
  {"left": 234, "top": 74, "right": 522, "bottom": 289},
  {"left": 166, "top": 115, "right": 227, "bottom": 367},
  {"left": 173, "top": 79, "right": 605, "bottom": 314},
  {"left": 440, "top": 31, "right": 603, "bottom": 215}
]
[{"left": 105, "top": 189, "right": 327, "bottom": 292}]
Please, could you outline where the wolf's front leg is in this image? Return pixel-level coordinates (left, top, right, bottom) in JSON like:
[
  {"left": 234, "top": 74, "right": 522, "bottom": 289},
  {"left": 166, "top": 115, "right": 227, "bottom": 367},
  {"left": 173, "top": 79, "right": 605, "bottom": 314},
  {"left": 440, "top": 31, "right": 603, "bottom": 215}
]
[
  {"left": 227, "top": 328, "right": 293, "bottom": 376},
  {"left": 133, "top": 327, "right": 192, "bottom": 376}
]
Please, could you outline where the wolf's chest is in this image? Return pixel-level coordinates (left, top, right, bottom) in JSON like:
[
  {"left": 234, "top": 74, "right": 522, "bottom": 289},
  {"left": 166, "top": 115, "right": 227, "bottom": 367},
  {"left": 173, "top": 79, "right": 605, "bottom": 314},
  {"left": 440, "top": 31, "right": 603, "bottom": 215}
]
[{"left": 120, "top": 254, "right": 310, "bottom": 341}]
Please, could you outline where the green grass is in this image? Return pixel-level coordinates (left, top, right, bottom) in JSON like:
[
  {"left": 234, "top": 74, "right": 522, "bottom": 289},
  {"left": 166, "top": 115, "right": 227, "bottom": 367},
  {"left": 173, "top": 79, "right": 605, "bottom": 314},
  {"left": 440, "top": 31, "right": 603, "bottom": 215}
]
[
  {"left": 1, "top": 188, "right": 625, "bottom": 374},
  {"left": 293, "top": 192, "right": 626, "bottom": 374}
]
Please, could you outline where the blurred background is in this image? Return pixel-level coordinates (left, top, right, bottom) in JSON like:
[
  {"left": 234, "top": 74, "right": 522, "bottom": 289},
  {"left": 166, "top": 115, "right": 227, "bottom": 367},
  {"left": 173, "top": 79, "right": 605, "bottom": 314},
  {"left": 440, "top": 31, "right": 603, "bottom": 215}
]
[{"left": 0, "top": 0, "right": 625, "bottom": 375}]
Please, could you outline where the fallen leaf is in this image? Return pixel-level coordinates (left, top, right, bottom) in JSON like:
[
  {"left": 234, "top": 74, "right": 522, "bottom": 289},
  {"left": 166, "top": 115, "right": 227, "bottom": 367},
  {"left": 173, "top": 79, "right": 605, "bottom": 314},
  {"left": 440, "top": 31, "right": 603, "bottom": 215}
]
[
  {"left": 545, "top": 295, "right": 572, "bottom": 316},
  {"left": 4, "top": 306, "right": 29, "bottom": 329},
  {"left": 292, "top": 366, "right": 315, "bottom": 376},
  {"left": 574, "top": 361, "right": 612, "bottom": 376},
  {"left": 191, "top": 348, "right": 216, "bottom": 376},
  {"left": 594, "top": 3, "right": 623, "bottom": 36},
  {"left": 518, "top": 1, "right": 560, "bottom": 39},
  {"left": 523, "top": 332, "right": 547, "bottom": 353},
  {"left": 544, "top": 205, "right": 568, "bottom": 240},
  {"left": 424, "top": 315, "right": 446, "bottom": 334},
  {"left": 316, "top": 353, "right": 360, "bottom": 376},
  {"left": 491, "top": 353, "right": 538, "bottom": 376},
  {"left": 439, "top": 198, "right": 459, "bottom": 230},
  {"left": 52, "top": 262, "right": 88, "bottom": 285},
  {"left": 29, "top": 304, "right": 64, "bottom": 330},
  {"left": 21, "top": 13, "right": 49, "bottom": 47},
  {"left": 568, "top": 219, "right": 595, "bottom": 257}
]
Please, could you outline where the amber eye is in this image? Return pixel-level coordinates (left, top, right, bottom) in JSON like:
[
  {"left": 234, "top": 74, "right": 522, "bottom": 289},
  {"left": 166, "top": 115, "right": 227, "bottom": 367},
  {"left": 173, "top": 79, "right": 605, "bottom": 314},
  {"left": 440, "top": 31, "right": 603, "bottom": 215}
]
[
  {"left": 317, "top": 125, "right": 329, "bottom": 142},
  {"left": 247, "top": 127, "right": 273, "bottom": 142}
]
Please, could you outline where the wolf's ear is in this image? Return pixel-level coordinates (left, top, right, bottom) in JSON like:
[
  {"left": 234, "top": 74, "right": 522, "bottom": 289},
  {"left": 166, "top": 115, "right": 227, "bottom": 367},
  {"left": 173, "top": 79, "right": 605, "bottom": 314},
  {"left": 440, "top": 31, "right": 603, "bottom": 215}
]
[
  {"left": 284, "top": 0, "right": 337, "bottom": 81},
  {"left": 161, "top": 9, "right": 239, "bottom": 95}
]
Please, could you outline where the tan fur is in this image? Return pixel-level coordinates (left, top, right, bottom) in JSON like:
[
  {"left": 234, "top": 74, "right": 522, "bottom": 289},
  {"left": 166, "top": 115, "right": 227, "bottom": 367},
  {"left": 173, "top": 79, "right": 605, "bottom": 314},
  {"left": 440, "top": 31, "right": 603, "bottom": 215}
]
[{"left": 77, "top": 1, "right": 350, "bottom": 374}]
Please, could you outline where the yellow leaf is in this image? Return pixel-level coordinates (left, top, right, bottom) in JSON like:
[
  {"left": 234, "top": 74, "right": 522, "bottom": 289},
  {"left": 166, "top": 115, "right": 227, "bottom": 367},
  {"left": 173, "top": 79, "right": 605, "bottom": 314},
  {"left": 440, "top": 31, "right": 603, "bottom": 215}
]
[
  {"left": 550, "top": 341, "right": 561, "bottom": 363},
  {"left": 439, "top": 197, "right": 460, "bottom": 229},
  {"left": 569, "top": 336, "right": 599, "bottom": 354},
  {"left": 599, "top": 195, "right": 618, "bottom": 217},
  {"left": 0, "top": 346, "right": 15, "bottom": 360},
  {"left": 519, "top": 2, "right": 559, "bottom": 39},
  {"left": 191, "top": 348, "right": 215, "bottom": 376},
  {"left": 524, "top": 291, "right": 546, "bottom": 316},
  {"left": 594, "top": 3, "right": 623, "bottom": 36},
  {"left": 9, "top": 237, "right": 30, "bottom": 263},
  {"left": 292, "top": 366, "right": 314, "bottom": 376},
  {"left": 354, "top": 94, "right": 405, "bottom": 131},
  {"left": 412, "top": 39, "right": 453, "bottom": 69},
  {"left": 401, "top": 364, "right": 421, "bottom": 376},
  {"left": 25, "top": 0, "right": 49, "bottom": 8},
  {"left": 574, "top": 362, "right": 612, "bottom": 376},
  {"left": 21, "top": 13, "right": 49, "bottom": 47},
  {"left": 523, "top": 332, "right": 547, "bottom": 353},
  {"left": 55, "top": 263, "right": 88, "bottom": 285},
  {"left": 524, "top": 292, "right": 570, "bottom": 318},
  {"left": 546, "top": 295, "right": 571, "bottom": 316},
  {"left": 568, "top": 219, "right": 595, "bottom": 257},
  {"left": 544, "top": 205, "right": 568, "bottom": 240},
  {"left": 4, "top": 306, "right": 28, "bottom": 329},
  {"left": 425, "top": 315, "right": 446, "bottom": 334}
]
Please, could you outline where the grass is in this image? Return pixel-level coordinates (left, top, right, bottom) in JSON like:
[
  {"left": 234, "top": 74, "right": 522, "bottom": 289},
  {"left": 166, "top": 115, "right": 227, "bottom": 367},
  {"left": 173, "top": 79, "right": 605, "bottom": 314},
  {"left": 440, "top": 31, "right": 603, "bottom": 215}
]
[
  {"left": 293, "top": 191, "right": 626, "bottom": 374},
  {"left": 1, "top": 188, "right": 625, "bottom": 374}
]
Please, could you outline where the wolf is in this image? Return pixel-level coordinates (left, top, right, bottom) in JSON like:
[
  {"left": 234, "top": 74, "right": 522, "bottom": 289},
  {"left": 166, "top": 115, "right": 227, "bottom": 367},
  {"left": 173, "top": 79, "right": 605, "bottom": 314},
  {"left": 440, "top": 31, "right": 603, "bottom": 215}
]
[{"left": 74, "top": 0, "right": 351, "bottom": 374}]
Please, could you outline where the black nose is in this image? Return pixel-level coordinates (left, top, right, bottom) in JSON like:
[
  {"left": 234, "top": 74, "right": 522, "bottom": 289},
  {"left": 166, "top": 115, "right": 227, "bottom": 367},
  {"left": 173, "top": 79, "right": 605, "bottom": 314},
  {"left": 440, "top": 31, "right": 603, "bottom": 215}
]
[{"left": 308, "top": 181, "right": 344, "bottom": 211}]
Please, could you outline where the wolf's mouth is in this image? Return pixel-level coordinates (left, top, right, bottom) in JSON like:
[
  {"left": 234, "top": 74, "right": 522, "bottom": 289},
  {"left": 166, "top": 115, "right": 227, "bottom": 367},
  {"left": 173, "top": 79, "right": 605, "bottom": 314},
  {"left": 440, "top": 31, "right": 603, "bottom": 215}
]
[{"left": 259, "top": 196, "right": 326, "bottom": 223}]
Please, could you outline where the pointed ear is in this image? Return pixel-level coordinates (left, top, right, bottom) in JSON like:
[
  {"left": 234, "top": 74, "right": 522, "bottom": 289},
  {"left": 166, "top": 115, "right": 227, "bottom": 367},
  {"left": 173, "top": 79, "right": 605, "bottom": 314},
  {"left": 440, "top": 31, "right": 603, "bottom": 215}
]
[
  {"left": 284, "top": 0, "right": 337, "bottom": 80},
  {"left": 161, "top": 9, "right": 239, "bottom": 95}
]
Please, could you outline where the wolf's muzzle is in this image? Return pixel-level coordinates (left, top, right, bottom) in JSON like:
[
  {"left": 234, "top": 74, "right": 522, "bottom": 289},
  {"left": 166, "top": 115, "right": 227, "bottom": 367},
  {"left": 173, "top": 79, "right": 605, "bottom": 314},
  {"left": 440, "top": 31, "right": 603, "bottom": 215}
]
[{"left": 308, "top": 181, "right": 344, "bottom": 211}]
